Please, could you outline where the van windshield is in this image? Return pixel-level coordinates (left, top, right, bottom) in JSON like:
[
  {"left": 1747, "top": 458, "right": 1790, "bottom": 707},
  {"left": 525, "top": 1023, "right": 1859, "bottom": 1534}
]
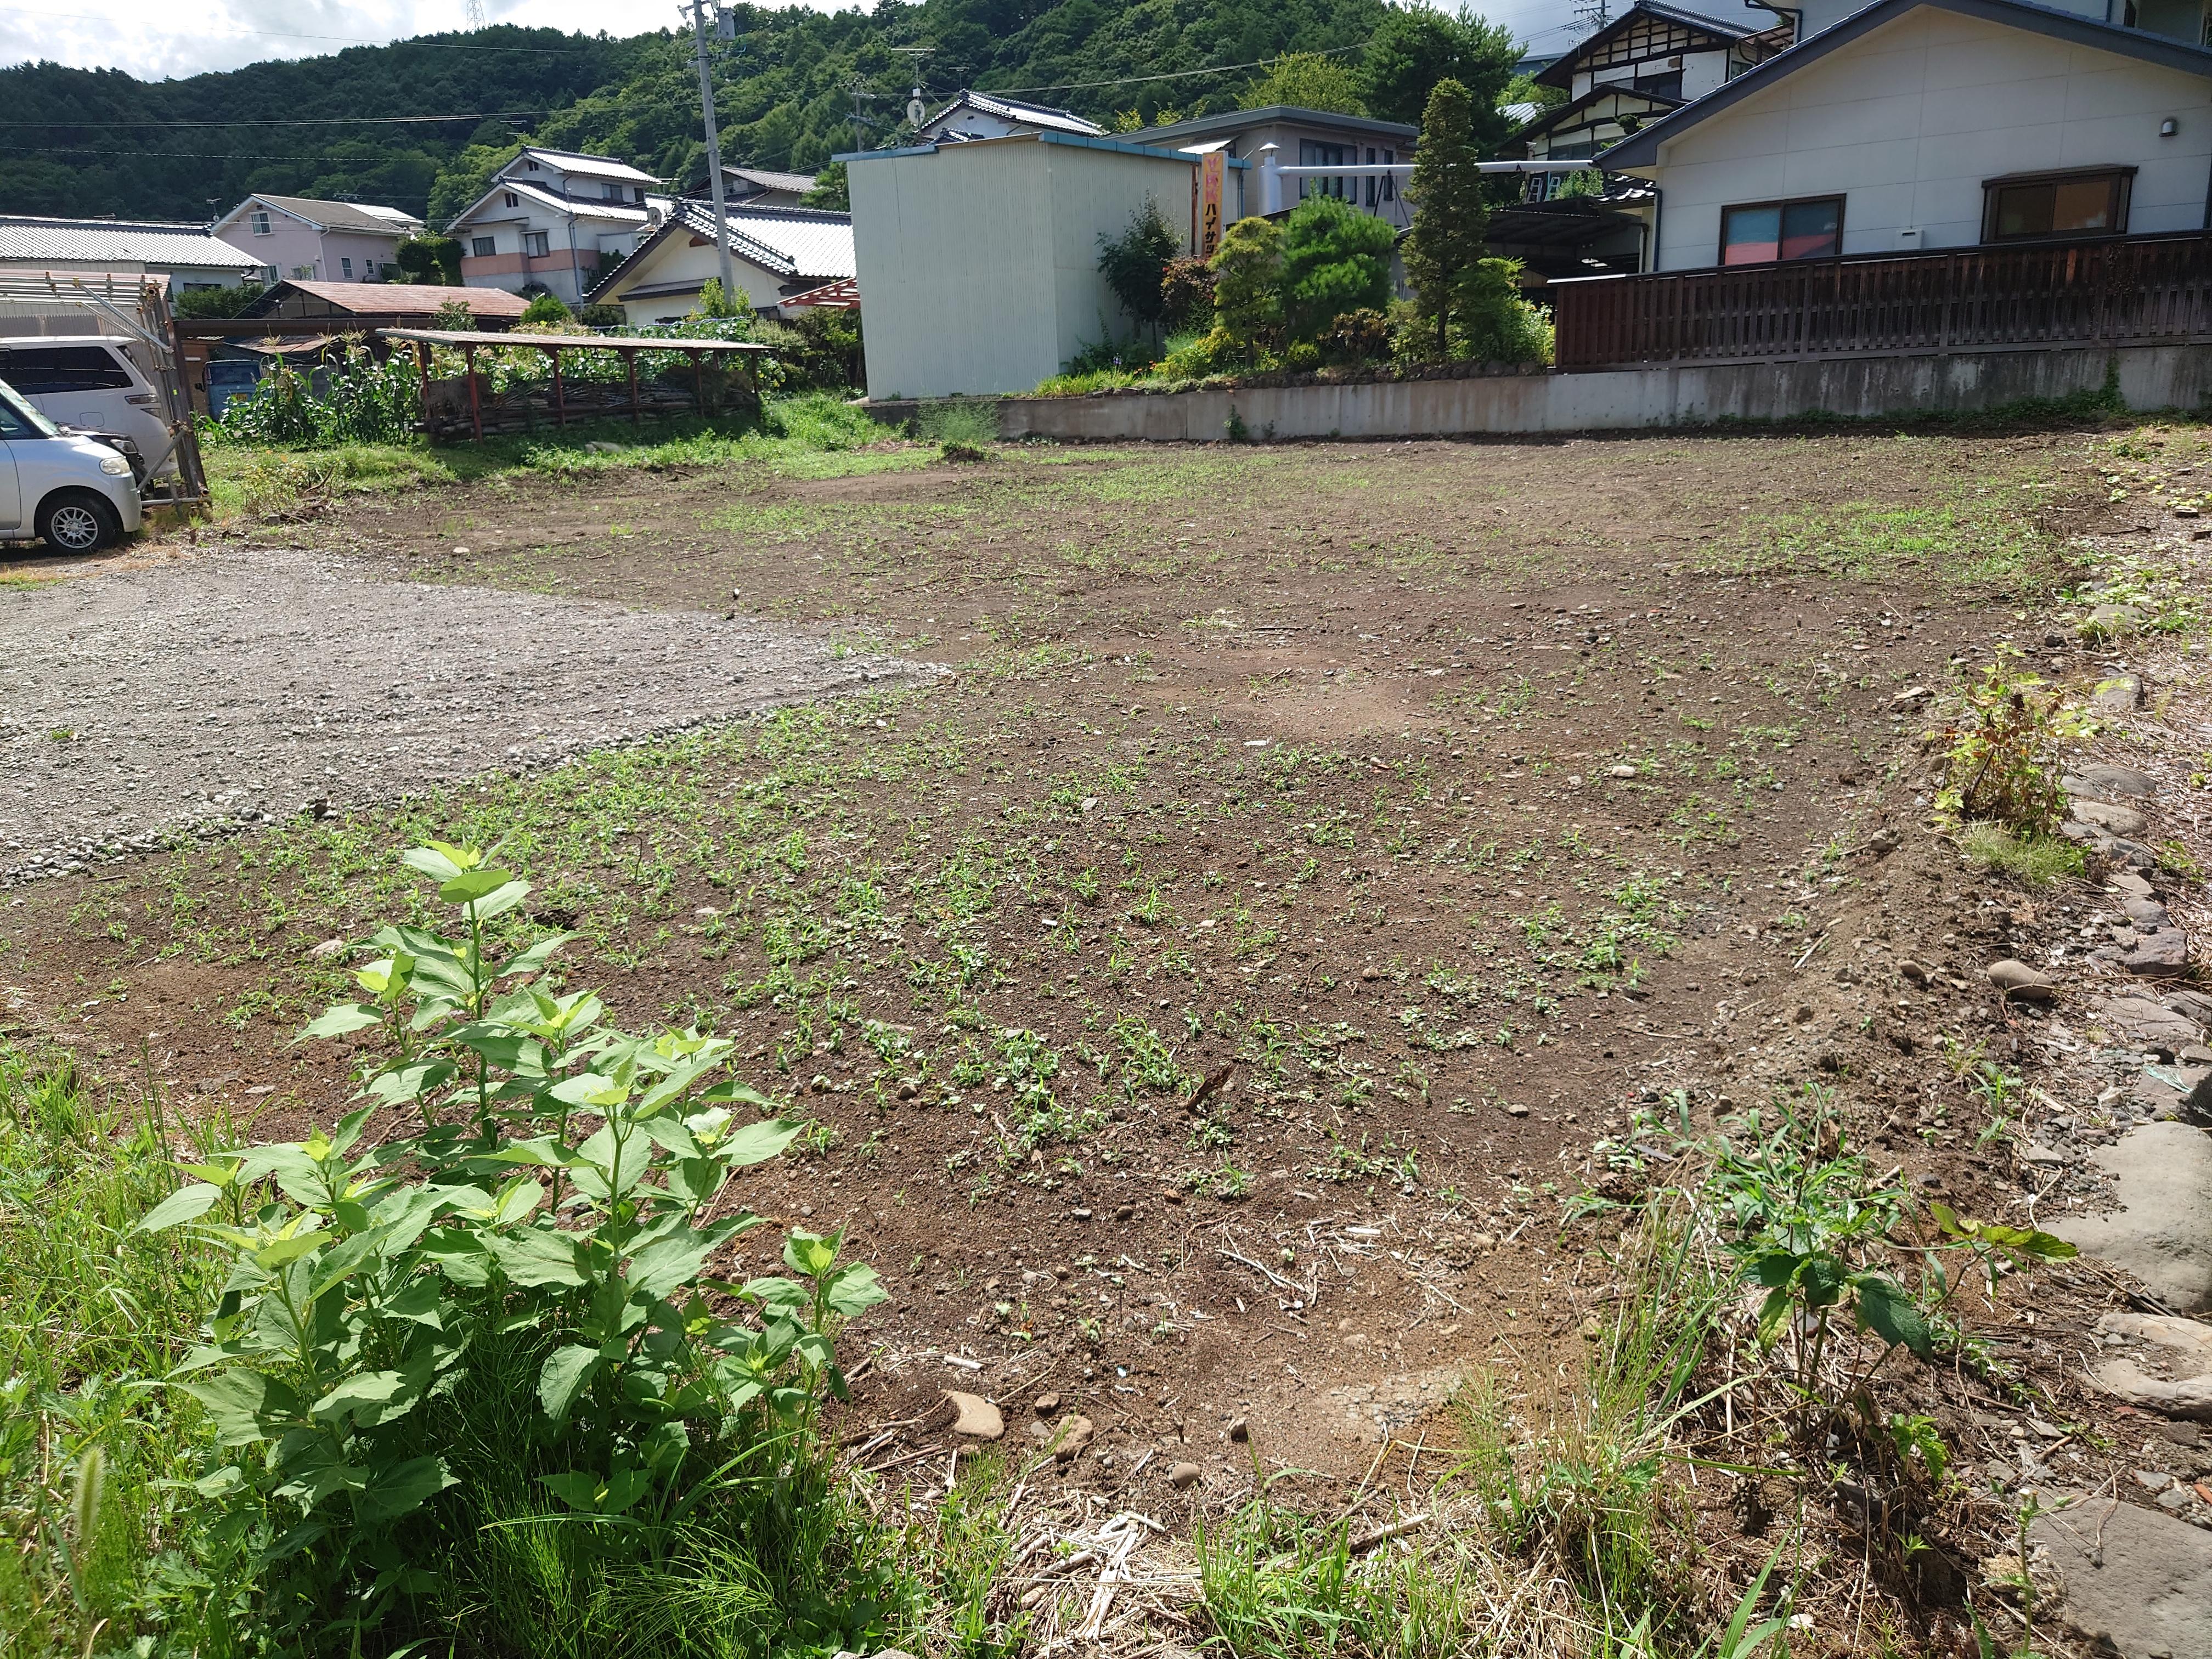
[{"left": 0, "top": 376, "right": 59, "bottom": 437}]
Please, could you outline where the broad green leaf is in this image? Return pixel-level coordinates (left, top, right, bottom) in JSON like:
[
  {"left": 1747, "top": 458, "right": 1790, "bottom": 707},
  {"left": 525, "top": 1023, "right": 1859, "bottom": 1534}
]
[
  {"left": 297, "top": 1003, "right": 384, "bottom": 1042},
  {"left": 465, "top": 881, "right": 533, "bottom": 922},
  {"left": 632, "top": 1114, "right": 703, "bottom": 1159},
  {"left": 439, "top": 867, "right": 515, "bottom": 905},
  {"left": 496, "top": 934, "right": 572, "bottom": 979},
  {"left": 540, "top": 1467, "right": 653, "bottom": 1515},
  {"left": 1927, "top": 1200, "right": 1967, "bottom": 1239},
  {"left": 252, "top": 1231, "right": 329, "bottom": 1272},
  {"left": 538, "top": 1345, "right": 600, "bottom": 1423},
  {"left": 1854, "top": 1273, "right": 1936, "bottom": 1359},
  {"left": 484, "top": 1227, "right": 587, "bottom": 1288},
  {"left": 382, "top": 1279, "right": 445, "bottom": 1327},
  {"left": 783, "top": 1229, "right": 839, "bottom": 1279},
  {"left": 176, "top": 1370, "right": 301, "bottom": 1447},
  {"left": 352, "top": 1455, "right": 455, "bottom": 1526},
  {"left": 420, "top": 1228, "right": 496, "bottom": 1288},
  {"left": 134, "top": 1183, "right": 223, "bottom": 1234},
  {"left": 718, "top": 1119, "right": 802, "bottom": 1168},
  {"left": 743, "top": 1276, "right": 810, "bottom": 1311},
  {"left": 626, "top": 1230, "right": 716, "bottom": 1303},
  {"left": 312, "top": 1359, "right": 428, "bottom": 1430},
  {"left": 823, "top": 1262, "right": 888, "bottom": 1318},
  {"left": 667, "top": 1156, "right": 725, "bottom": 1209},
  {"left": 1754, "top": 1284, "right": 1792, "bottom": 1347}
]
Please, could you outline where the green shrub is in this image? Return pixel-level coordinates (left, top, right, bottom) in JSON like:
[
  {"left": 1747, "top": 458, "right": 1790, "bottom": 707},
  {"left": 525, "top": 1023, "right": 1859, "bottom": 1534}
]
[
  {"left": 1278, "top": 192, "right": 1396, "bottom": 342},
  {"left": 1159, "top": 324, "right": 1246, "bottom": 379},
  {"left": 521, "top": 291, "right": 573, "bottom": 326},
  {"left": 1096, "top": 196, "right": 1181, "bottom": 341},
  {"left": 140, "top": 838, "right": 890, "bottom": 1650},
  {"left": 1317, "top": 307, "right": 1392, "bottom": 365},
  {"left": 1210, "top": 216, "right": 1284, "bottom": 350},
  {"left": 210, "top": 347, "right": 421, "bottom": 447},
  {"left": 1927, "top": 645, "right": 2091, "bottom": 832},
  {"left": 1159, "top": 255, "right": 1215, "bottom": 332},
  {"left": 175, "top": 281, "right": 267, "bottom": 320},
  {"left": 1283, "top": 339, "right": 1322, "bottom": 373}
]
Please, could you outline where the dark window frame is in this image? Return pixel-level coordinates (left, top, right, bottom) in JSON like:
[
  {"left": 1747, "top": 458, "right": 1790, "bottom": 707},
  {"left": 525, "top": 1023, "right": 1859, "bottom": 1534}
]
[
  {"left": 1980, "top": 166, "right": 2135, "bottom": 244},
  {"left": 1718, "top": 194, "right": 1846, "bottom": 266},
  {"left": 0, "top": 345, "right": 136, "bottom": 393}
]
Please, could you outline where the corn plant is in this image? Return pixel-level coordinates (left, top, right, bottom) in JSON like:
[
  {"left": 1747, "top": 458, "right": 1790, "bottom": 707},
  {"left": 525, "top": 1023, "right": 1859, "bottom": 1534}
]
[{"left": 138, "top": 838, "right": 883, "bottom": 1644}]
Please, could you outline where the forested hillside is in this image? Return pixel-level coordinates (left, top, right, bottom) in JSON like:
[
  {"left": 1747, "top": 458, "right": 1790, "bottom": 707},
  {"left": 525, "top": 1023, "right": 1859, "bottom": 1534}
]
[{"left": 0, "top": 0, "right": 1409, "bottom": 224}]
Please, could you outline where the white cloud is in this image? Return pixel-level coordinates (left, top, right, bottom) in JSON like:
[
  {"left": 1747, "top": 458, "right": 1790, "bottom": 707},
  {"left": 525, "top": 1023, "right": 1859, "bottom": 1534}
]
[{"left": 0, "top": 0, "right": 848, "bottom": 79}]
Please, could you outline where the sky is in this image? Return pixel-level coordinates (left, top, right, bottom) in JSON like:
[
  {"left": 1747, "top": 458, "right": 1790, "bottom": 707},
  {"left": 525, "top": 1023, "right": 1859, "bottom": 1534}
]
[{"left": 0, "top": 0, "right": 1733, "bottom": 81}]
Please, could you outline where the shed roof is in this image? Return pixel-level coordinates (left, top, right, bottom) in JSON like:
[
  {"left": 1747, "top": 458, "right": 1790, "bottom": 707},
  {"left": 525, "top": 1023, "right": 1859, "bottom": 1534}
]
[
  {"left": 1602, "top": 0, "right": 2212, "bottom": 167},
  {"left": 239, "top": 280, "right": 531, "bottom": 319},
  {"left": 0, "top": 216, "right": 264, "bottom": 270}
]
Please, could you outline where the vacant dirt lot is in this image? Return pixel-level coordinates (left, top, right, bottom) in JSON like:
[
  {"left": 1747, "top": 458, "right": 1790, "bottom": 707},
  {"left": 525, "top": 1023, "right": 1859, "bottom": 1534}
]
[{"left": 9, "top": 420, "right": 2203, "bottom": 1648}]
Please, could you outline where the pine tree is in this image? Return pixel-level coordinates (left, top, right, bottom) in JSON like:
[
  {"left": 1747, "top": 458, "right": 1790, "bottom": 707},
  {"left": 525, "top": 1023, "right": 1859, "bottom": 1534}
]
[{"left": 1402, "top": 77, "right": 1491, "bottom": 357}]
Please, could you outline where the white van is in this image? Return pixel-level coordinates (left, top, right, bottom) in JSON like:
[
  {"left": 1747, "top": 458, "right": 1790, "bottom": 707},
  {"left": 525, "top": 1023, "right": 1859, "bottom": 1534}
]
[
  {"left": 0, "top": 375, "right": 144, "bottom": 552},
  {"left": 0, "top": 336, "right": 175, "bottom": 480}
]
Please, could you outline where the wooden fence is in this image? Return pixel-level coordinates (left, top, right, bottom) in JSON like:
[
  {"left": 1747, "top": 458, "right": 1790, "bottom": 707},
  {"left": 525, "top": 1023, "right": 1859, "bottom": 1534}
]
[{"left": 1552, "top": 232, "right": 2212, "bottom": 371}]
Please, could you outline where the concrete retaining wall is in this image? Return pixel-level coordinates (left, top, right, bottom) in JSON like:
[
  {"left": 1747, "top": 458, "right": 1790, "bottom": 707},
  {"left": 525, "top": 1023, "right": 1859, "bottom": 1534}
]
[{"left": 993, "top": 343, "right": 2212, "bottom": 442}]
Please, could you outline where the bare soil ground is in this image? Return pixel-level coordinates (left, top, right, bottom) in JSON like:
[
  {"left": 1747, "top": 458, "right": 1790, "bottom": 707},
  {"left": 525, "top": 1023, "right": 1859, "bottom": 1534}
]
[{"left": 6, "top": 421, "right": 2206, "bottom": 1651}]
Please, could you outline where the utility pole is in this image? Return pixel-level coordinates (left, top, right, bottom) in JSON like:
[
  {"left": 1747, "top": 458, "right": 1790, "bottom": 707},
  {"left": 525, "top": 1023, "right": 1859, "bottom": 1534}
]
[
  {"left": 847, "top": 74, "right": 876, "bottom": 154},
  {"left": 684, "top": 0, "right": 737, "bottom": 308}
]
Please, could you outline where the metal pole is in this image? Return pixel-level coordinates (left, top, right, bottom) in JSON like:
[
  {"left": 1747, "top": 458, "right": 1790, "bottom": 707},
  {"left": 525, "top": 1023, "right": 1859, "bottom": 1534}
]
[
  {"left": 549, "top": 346, "right": 566, "bottom": 426},
  {"left": 464, "top": 342, "right": 482, "bottom": 443},
  {"left": 687, "top": 1, "right": 737, "bottom": 308},
  {"left": 415, "top": 341, "right": 431, "bottom": 435},
  {"left": 624, "top": 347, "right": 640, "bottom": 424}
]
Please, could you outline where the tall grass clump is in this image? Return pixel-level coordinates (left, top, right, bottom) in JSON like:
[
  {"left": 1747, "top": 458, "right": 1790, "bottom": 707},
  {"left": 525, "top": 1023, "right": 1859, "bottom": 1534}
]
[{"left": 0, "top": 1048, "right": 249, "bottom": 1656}]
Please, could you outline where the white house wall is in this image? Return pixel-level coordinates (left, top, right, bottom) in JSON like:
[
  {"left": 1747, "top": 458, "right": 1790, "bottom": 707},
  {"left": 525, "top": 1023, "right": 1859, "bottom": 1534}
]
[
  {"left": 851, "top": 138, "right": 1195, "bottom": 399},
  {"left": 1645, "top": 8, "right": 2212, "bottom": 269},
  {"left": 607, "top": 237, "right": 789, "bottom": 323},
  {"left": 1792, "top": 0, "right": 2107, "bottom": 37}
]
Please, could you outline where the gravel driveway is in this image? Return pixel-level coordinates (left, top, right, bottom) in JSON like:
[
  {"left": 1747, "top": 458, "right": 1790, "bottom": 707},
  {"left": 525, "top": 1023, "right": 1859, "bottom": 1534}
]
[{"left": 1, "top": 544, "right": 934, "bottom": 884}]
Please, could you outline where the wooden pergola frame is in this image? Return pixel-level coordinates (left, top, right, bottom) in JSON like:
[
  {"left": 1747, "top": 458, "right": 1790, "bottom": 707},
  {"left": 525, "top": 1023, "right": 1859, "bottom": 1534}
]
[{"left": 375, "top": 327, "right": 775, "bottom": 443}]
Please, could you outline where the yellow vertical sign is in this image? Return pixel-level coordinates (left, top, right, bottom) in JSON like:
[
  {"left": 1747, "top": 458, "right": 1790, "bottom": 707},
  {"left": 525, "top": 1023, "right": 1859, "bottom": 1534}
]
[{"left": 1200, "top": 151, "right": 1225, "bottom": 258}]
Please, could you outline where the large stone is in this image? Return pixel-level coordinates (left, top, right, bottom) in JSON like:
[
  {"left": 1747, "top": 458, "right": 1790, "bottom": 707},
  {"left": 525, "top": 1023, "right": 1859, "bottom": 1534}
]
[
  {"left": 944, "top": 1391, "right": 1005, "bottom": 1440},
  {"left": 2121, "top": 928, "right": 2193, "bottom": 979},
  {"left": 2068, "top": 763, "right": 2157, "bottom": 800},
  {"left": 2073, "top": 798, "right": 2149, "bottom": 837},
  {"left": 2091, "top": 1310, "right": 2212, "bottom": 1420},
  {"left": 2097, "top": 997, "right": 2207, "bottom": 1051},
  {"left": 2166, "top": 989, "right": 2212, "bottom": 1028},
  {"left": 2092, "top": 674, "right": 2147, "bottom": 714},
  {"left": 2054, "top": 1122, "right": 2212, "bottom": 1312},
  {"left": 2031, "top": 1494, "right": 2212, "bottom": 1659},
  {"left": 1052, "top": 1414, "right": 1095, "bottom": 1462},
  {"left": 1985, "top": 958, "right": 2057, "bottom": 1001}
]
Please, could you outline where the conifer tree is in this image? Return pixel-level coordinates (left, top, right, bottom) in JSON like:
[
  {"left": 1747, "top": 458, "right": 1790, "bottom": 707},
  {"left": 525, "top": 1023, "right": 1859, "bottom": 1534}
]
[{"left": 1402, "top": 77, "right": 1490, "bottom": 357}]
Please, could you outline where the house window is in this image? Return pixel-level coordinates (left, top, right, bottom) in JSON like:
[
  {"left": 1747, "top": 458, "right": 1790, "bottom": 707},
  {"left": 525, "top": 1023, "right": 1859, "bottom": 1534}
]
[
  {"left": 340, "top": 256, "right": 352, "bottom": 278},
  {"left": 634, "top": 187, "right": 647, "bottom": 203},
  {"left": 524, "top": 158, "right": 539, "bottom": 170},
  {"left": 522, "top": 231, "right": 551, "bottom": 258},
  {"left": 1299, "top": 140, "right": 1348, "bottom": 200},
  {"left": 249, "top": 210, "right": 271, "bottom": 235},
  {"left": 1719, "top": 196, "right": 1843, "bottom": 264},
  {"left": 1982, "top": 168, "right": 2132, "bottom": 241},
  {"left": 1383, "top": 149, "right": 1395, "bottom": 202},
  {"left": 1364, "top": 147, "right": 1378, "bottom": 208},
  {"left": 505, "top": 191, "right": 519, "bottom": 207},
  {"left": 471, "top": 235, "right": 496, "bottom": 258},
  {"left": 1630, "top": 70, "right": 1684, "bottom": 99}
]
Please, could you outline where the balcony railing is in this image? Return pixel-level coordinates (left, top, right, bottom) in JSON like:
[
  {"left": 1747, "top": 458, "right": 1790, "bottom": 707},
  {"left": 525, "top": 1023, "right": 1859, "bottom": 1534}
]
[{"left": 1551, "top": 231, "right": 2212, "bottom": 371}]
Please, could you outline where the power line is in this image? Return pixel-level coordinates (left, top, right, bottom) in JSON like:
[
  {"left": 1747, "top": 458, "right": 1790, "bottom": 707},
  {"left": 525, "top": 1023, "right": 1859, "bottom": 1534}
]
[{"left": 986, "top": 41, "right": 1366, "bottom": 97}]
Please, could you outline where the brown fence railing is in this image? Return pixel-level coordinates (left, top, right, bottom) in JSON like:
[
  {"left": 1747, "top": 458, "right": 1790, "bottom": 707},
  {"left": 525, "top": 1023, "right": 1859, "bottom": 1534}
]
[{"left": 1551, "top": 232, "right": 2212, "bottom": 371}]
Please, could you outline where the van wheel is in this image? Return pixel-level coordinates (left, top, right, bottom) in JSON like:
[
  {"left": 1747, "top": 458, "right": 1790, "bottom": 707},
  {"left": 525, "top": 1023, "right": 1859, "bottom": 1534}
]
[{"left": 37, "top": 491, "right": 121, "bottom": 554}]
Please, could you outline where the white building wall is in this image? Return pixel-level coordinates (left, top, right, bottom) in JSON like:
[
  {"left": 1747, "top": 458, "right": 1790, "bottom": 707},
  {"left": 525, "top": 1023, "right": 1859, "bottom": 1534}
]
[
  {"left": 1792, "top": 0, "right": 2107, "bottom": 38},
  {"left": 1644, "top": 8, "right": 2212, "bottom": 270},
  {"left": 610, "top": 240, "right": 791, "bottom": 324},
  {"left": 851, "top": 137, "right": 1196, "bottom": 399}
]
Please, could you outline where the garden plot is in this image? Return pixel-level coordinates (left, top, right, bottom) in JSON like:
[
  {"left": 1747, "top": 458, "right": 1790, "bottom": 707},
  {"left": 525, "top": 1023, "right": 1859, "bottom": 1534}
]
[{"left": 0, "top": 544, "right": 931, "bottom": 883}]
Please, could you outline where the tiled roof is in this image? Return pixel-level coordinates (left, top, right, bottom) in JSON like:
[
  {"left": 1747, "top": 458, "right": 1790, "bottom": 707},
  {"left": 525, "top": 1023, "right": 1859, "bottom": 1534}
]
[
  {"left": 589, "top": 201, "right": 854, "bottom": 302},
  {"left": 516, "top": 148, "right": 661, "bottom": 185},
  {"left": 725, "top": 167, "right": 819, "bottom": 195},
  {"left": 924, "top": 90, "right": 1105, "bottom": 138},
  {"left": 0, "top": 216, "right": 264, "bottom": 270},
  {"left": 233, "top": 195, "right": 422, "bottom": 236}
]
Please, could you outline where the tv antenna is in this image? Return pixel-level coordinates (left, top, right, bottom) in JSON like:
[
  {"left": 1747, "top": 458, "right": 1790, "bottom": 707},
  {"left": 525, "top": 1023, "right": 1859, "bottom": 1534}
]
[{"left": 890, "top": 46, "right": 934, "bottom": 128}]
